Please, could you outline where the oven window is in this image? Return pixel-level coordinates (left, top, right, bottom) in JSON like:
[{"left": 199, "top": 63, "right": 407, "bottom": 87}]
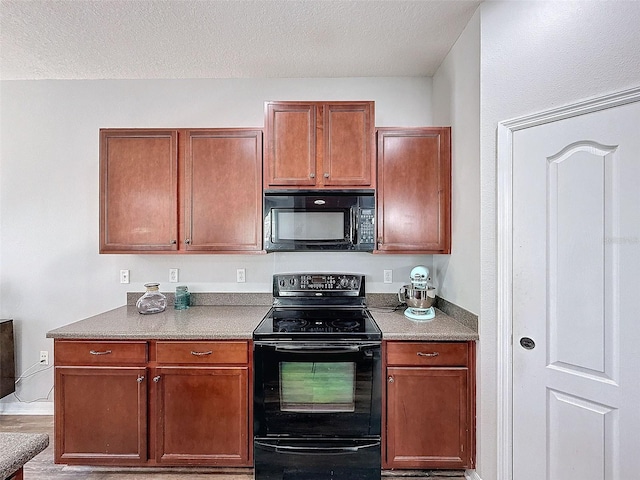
[
  {"left": 275, "top": 211, "right": 345, "bottom": 241},
  {"left": 279, "top": 362, "right": 355, "bottom": 412}
]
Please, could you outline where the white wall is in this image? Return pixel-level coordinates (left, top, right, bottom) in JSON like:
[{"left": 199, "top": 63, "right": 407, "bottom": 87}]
[
  {"left": 432, "top": 9, "right": 480, "bottom": 316},
  {"left": 479, "top": 2, "right": 640, "bottom": 480},
  {"left": 0, "top": 77, "right": 435, "bottom": 410}
]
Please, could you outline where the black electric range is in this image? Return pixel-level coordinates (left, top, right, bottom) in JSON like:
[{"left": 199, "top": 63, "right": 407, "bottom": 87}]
[{"left": 253, "top": 273, "right": 382, "bottom": 480}]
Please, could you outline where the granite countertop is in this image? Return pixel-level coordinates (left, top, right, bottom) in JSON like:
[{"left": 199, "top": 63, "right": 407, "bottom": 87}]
[
  {"left": 46, "top": 302, "right": 478, "bottom": 342},
  {"left": 0, "top": 432, "right": 49, "bottom": 479},
  {"left": 46, "top": 305, "right": 271, "bottom": 340},
  {"left": 368, "top": 306, "right": 478, "bottom": 341}
]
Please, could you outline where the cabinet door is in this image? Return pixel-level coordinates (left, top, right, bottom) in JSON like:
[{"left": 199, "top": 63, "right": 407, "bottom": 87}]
[
  {"left": 99, "top": 129, "right": 178, "bottom": 252},
  {"left": 184, "top": 130, "right": 262, "bottom": 251},
  {"left": 54, "top": 366, "right": 148, "bottom": 465},
  {"left": 154, "top": 366, "right": 250, "bottom": 466},
  {"left": 265, "top": 103, "right": 317, "bottom": 187},
  {"left": 385, "top": 366, "right": 470, "bottom": 469},
  {"left": 377, "top": 127, "right": 451, "bottom": 253},
  {"left": 323, "top": 102, "right": 374, "bottom": 187}
]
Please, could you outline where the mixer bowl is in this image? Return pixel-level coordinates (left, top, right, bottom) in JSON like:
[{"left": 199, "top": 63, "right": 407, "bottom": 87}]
[{"left": 398, "top": 285, "right": 436, "bottom": 309}]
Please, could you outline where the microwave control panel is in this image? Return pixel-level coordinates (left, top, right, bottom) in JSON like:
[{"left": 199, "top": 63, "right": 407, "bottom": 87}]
[{"left": 358, "top": 209, "right": 375, "bottom": 245}]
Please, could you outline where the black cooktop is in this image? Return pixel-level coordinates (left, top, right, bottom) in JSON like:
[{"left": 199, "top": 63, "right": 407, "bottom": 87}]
[
  {"left": 253, "top": 273, "right": 381, "bottom": 341},
  {"left": 253, "top": 307, "right": 381, "bottom": 340}
]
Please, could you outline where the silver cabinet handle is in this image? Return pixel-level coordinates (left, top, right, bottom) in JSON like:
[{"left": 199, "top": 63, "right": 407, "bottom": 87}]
[
  {"left": 388, "top": 376, "right": 394, "bottom": 384},
  {"left": 191, "top": 350, "right": 213, "bottom": 356},
  {"left": 185, "top": 239, "right": 191, "bottom": 245},
  {"left": 153, "top": 376, "right": 161, "bottom": 382},
  {"left": 136, "top": 376, "right": 145, "bottom": 383},
  {"left": 171, "top": 239, "right": 177, "bottom": 245},
  {"left": 310, "top": 173, "right": 315, "bottom": 178},
  {"left": 324, "top": 173, "right": 329, "bottom": 178},
  {"left": 417, "top": 352, "right": 439, "bottom": 357},
  {"left": 89, "top": 350, "right": 112, "bottom": 355}
]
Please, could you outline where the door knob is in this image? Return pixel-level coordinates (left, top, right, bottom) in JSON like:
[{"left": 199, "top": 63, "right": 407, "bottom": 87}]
[{"left": 519, "top": 337, "right": 536, "bottom": 350}]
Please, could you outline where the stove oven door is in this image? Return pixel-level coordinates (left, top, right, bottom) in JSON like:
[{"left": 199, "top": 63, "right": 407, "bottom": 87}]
[{"left": 253, "top": 341, "right": 381, "bottom": 438}]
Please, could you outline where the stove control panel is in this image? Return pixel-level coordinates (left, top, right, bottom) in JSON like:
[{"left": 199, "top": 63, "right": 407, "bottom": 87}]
[{"left": 274, "top": 273, "right": 363, "bottom": 294}]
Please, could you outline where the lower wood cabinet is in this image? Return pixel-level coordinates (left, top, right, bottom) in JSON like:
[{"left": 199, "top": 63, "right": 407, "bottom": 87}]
[
  {"left": 383, "top": 341, "right": 476, "bottom": 470},
  {"left": 55, "top": 365, "right": 148, "bottom": 464},
  {"left": 54, "top": 339, "right": 251, "bottom": 467},
  {"left": 154, "top": 341, "right": 250, "bottom": 465}
]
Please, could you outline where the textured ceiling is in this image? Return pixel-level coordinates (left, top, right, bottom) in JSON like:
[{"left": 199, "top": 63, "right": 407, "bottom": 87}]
[{"left": 0, "top": 0, "right": 481, "bottom": 80}]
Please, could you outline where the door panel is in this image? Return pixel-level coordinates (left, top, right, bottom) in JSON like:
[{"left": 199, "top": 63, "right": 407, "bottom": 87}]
[
  {"left": 55, "top": 366, "right": 148, "bottom": 464},
  {"left": 155, "top": 366, "right": 250, "bottom": 465},
  {"left": 99, "top": 130, "right": 178, "bottom": 252},
  {"left": 184, "top": 129, "right": 262, "bottom": 251},
  {"left": 265, "top": 103, "right": 316, "bottom": 186},
  {"left": 512, "top": 99, "right": 640, "bottom": 480},
  {"left": 324, "top": 103, "right": 373, "bottom": 186}
]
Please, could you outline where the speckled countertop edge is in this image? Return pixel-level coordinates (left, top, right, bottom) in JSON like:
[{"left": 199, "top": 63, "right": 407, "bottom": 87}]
[{"left": 0, "top": 433, "right": 49, "bottom": 479}]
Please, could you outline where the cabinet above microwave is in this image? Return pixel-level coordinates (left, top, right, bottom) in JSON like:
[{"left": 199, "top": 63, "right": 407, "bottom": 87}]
[{"left": 264, "top": 101, "right": 375, "bottom": 189}]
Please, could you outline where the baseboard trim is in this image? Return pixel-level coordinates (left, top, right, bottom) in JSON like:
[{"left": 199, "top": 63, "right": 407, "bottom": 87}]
[
  {"left": 465, "top": 470, "right": 482, "bottom": 480},
  {"left": 0, "top": 401, "right": 54, "bottom": 415}
]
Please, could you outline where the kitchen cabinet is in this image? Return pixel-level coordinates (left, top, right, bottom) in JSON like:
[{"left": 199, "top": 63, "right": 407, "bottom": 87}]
[
  {"left": 183, "top": 130, "right": 262, "bottom": 252},
  {"left": 153, "top": 341, "right": 250, "bottom": 465},
  {"left": 383, "top": 341, "right": 475, "bottom": 470},
  {"left": 54, "top": 341, "right": 149, "bottom": 465},
  {"left": 376, "top": 127, "right": 451, "bottom": 253},
  {"left": 54, "top": 339, "right": 252, "bottom": 467},
  {"left": 100, "top": 129, "right": 179, "bottom": 252},
  {"left": 99, "top": 128, "right": 262, "bottom": 254},
  {"left": 264, "top": 101, "right": 375, "bottom": 189}
]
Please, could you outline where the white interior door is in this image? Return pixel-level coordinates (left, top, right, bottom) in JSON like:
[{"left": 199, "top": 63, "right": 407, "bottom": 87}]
[{"left": 511, "top": 98, "right": 640, "bottom": 480}]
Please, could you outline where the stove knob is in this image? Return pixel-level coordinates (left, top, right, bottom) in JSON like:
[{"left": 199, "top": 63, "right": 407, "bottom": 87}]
[
  {"left": 279, "top": 279, "right": 286, "bottom": 287},
  {"left": 349, "top": 278, "right": 358, "bottom": 289},
  {"left": 289, "top": 278, "right": 296, "bottom": 286},
  {"left": 339, "top": 277, "right": 348, "bottom": 288}
]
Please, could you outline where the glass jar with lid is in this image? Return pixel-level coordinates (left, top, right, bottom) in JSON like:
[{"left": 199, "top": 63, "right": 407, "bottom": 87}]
[{"left": 136, "top": 283, "right": 167, "bottom": 314}]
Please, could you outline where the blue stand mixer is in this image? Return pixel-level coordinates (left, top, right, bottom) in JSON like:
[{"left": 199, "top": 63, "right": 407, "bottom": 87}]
[{"left": 398, "top": 265, "right": 436, "bottom": 321}]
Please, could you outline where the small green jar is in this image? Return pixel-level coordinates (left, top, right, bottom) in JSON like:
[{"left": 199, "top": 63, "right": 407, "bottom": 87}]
[{"left": 174, "top": 285, "right": 190, "bottom": 310}]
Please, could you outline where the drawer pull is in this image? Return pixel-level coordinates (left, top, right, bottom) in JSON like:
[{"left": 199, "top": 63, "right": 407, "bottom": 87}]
[
  {"left": 417, "top": 352, "right": 439, "bottom": 357},
  {"left": 153, "top": 376, "right": 161, "bottom": 382},
  {"left": 89, "top": 350, "right": 112, "bottom": 355},
  {"left": 191, "top": 350, "right": 213, "bottom": 356},
  {"left": 136, "top": 376, "right": 145, "bottom": 383}
]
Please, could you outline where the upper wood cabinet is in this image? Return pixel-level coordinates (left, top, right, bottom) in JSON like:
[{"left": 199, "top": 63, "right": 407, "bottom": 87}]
[
  {"left": 264, "top": 101, "right": 375, "bottom": 189},
  {"left": 100, "top": 129, "right": 179, "bottom": 252},
  {"left": 99, "top": 128, "right": 263, "bottom": 254},
  {"left": 183, "top": 129, "right": 262, "bottom": 252},
  {"left": 376, "top": 127, "right": 451, "bottom": 254}
]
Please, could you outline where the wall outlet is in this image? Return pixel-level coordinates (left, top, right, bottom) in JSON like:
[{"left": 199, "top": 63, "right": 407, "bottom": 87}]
[
  {"left": 169, "top": 268, "right": 179, "bottom": 283},
  {"left": 236, "top": 268, "right": 246, "bottom": 283},
  {"left": 383, "top": 269, "right": 393, "bottom": 283},
  {"left": 40, "top": 350, "right": 49, "bottom": 365},
  {"left": 120, "top": 269, "right": 130, "bottom": 284}
]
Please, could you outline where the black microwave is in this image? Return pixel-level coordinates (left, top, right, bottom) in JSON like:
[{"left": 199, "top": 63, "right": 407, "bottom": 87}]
[{"left": 263, "top": 190, "right": 375, "bottom": 252}]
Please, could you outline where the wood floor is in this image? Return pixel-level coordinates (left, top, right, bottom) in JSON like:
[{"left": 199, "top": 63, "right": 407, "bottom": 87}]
[{"left": 0, "top": 415, "right": 465, "bottom": 479}]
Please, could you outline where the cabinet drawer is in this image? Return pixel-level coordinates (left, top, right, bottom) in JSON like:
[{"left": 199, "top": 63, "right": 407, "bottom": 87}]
[
  {"left": 55, "top": 340, "right": 148, "bottom": 365},
  {"left": 156, "top": 341, "right": 249, "bottom": 365},
  {"left": 386, "top": 342, "right": 468, "bottom": 366}
]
